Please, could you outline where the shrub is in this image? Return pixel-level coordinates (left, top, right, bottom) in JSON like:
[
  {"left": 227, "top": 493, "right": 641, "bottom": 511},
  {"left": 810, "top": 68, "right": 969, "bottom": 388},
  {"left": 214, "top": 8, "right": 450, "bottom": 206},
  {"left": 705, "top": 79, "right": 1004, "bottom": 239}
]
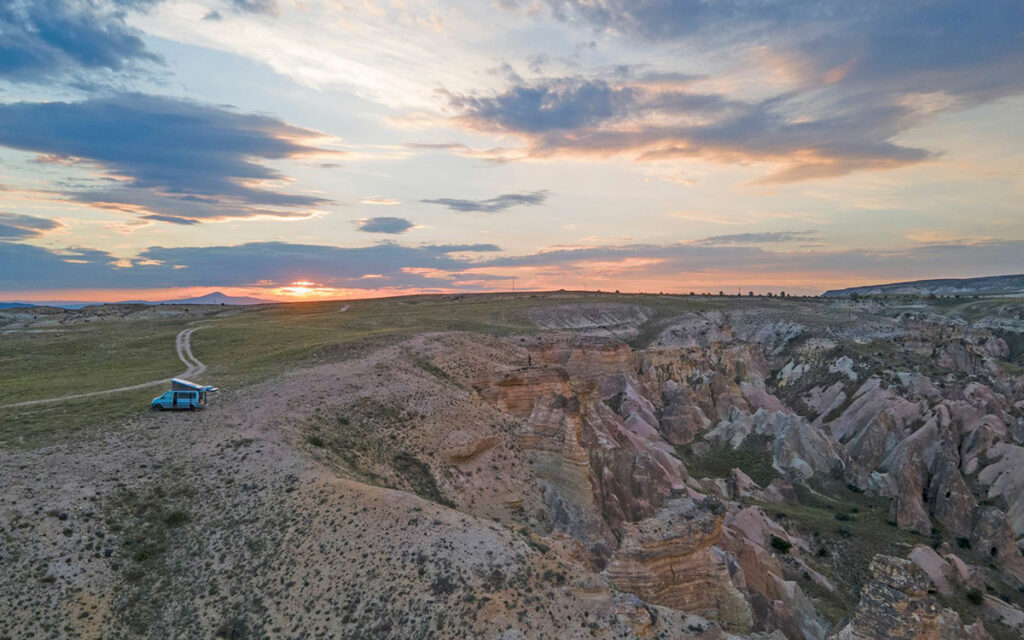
[
  {"left": 526, "top": 537, "right": 550, "bottom": 554},
  {"left": 216, "top": 617, "right": 249, "bottom": 639},
  {"left": 770, "top": 535, "right": 793, "bottom": 554},
  {"left": 966, "top": 588, "right": 984, "bottom": 605},
  {"left": 163, "top": 509, "right": 189, "bottom": 527},
  {"left": 701, "top": 497, "right": 725, "bottom": 515},
  {"left": 957, "top": 537, "right": 972, "bottom": 550}
]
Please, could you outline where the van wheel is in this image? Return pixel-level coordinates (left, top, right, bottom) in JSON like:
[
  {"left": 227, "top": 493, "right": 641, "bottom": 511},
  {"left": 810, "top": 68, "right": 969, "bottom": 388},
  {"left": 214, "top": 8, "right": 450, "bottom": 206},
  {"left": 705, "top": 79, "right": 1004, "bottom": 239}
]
[{"left": 154, "top": 405, "right": 163, "bottom": 411}]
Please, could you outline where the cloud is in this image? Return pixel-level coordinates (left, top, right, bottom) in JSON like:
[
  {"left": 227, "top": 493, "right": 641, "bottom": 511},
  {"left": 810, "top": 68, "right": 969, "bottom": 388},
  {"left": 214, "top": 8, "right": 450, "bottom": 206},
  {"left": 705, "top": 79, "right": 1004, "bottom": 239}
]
[
  {"left": 538, "top": 1, "right": 1024, "bottom": 100},
  {"left": 6, "top": 237, "right": 1024, "bottom": 295},
  {"left": 0, "top": 0, "right": 161, "bottom": 82},
  {"left": 403, "top": 141, "right": 524, "bottom": 164},
  {"left": 228, "top": 0, "right": 277, "bottom": 15},
  {"left": 356, "top": 217, "right": 414, "bottom": 234},
  {"left": 0, "top": 241, "right": 503, "bottom": 292},
  {"left": 451, "top": 3, "right": 1024, "bottom": 182},
  {"left": 141, "top": 214, "right": 200, "bottom": 226},
  {"left": 421, "top": 190, "right": 549, "bottom": 213},
  {"left": 445, "top": 78, "right": 634, "bottom": 133},
  {"left": 0, "top": 212, "right": 64, "bottom": 238},
  {"left": 696, "top": 231, "right": 819, "bottom": 245},
  {"left": 0, "top": 94, "right": 333, "bottom": 222},
  {"left": 111, "top": 0, "right": 165, "bottom": 10},
  {"left": 447, "top": 75, "right": 934, "bottom": 181},
  {"left": 360, "top": 196, "right": 401, "bottom": 205},
  {"left": 476, "top": 239, "right": 1024, "bottom": 286},
  {"left": 803, "top": 3, "right": 1024, "bottom": 101}
]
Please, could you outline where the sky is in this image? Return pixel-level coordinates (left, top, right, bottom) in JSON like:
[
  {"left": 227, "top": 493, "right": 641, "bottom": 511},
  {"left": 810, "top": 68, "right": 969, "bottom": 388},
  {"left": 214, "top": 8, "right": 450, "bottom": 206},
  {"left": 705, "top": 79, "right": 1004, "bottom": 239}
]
[{"left": 0, "top": 0, "right": 1021, "bottom": 301}]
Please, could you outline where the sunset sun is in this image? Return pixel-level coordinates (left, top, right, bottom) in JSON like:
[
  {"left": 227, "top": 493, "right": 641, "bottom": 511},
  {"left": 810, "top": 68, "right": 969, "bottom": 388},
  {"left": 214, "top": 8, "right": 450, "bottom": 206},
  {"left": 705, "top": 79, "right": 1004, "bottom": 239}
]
[{"left": 281, "top": 281, "right": 317, "bottom": 297}]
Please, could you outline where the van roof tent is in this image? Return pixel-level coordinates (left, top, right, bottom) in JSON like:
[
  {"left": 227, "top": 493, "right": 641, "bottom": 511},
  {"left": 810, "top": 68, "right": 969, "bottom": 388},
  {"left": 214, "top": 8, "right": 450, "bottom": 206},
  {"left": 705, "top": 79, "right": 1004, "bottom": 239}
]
[{"left": 171, "top": 378, "right": 218, "bottom": 392}]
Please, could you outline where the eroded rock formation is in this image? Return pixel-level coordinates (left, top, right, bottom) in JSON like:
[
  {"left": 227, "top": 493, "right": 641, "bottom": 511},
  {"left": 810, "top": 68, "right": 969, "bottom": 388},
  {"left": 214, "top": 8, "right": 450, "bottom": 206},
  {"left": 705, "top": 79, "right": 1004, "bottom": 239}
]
[{"left": 831, "top": 555, "right": 991, "bottom": 640}]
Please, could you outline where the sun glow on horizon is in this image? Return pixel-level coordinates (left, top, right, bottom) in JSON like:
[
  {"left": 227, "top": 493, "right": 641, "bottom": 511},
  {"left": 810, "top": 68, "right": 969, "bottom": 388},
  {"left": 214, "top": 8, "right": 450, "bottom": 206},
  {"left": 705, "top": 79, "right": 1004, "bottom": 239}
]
[{"left": 274, "top": 280, "right": 370, "bottom": 300}]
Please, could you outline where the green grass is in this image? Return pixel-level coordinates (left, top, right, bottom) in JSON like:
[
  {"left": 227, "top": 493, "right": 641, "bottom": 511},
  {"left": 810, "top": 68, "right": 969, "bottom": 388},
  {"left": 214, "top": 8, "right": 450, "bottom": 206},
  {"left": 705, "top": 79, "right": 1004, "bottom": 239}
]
[
  {"left": 0, "top": 320, "right": 185, "bottom": 401},
  {"left": 948, "top": 297, "right": 1024, "bottom": 324},
  {"left": 997, "top": 360, "right": 1024, "bottom": 376},
  {"left": 939, "top": 591, "right": 1022, "bottom": 640},
  {"left": 752, "top": 479, "right": 925, "bottom": 624},
  {"left": 681, "top": 432, "right": 931, "bottom": 624},
  {"left": 678, "top": 432, "right": 937, "bottom": 625},
  {"left": 303, "top": 398, "right": 457, "bottom": 506},
  {"left": 0, "top": 386, "right": 158, "bottom": 447},
  {"left": 680, "top": 436, "right": 779, "bottom": 487},
  {"left": 0, "top": 294, "right": 534, "bottom": 447},
  {"left": 392, "top": 451, "right": 456, "bottom": 508}
]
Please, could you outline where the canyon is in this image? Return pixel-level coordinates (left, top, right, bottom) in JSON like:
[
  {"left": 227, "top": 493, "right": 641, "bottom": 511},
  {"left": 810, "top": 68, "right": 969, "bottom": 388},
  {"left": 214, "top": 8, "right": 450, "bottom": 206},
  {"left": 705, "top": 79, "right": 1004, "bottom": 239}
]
[{"left": 2, "top": 293, "right": 1023, "bottom": 638}]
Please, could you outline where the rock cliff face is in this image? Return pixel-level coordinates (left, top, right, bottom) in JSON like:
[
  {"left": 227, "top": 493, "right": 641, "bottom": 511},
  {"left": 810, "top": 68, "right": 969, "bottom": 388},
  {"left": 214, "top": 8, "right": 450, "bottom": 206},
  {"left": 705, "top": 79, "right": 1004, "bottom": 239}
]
[
  {"left": 831, "top": 555, "right": 992, "bottom": 640},
  {"left": 479, "top": 341, "right": 690, "bottom": 558},
  {"left": 605, "top": 498, "right": 753, "bottom": 631},
  {"left": 466, "top": 299, "right": 1024, "bottom": 639}
]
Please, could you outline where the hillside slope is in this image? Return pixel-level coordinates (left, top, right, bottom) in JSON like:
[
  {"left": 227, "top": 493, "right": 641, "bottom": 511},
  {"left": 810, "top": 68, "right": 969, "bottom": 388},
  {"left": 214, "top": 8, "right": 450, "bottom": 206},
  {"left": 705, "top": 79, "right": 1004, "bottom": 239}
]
[
  {"left": 822, "top": 274, "right": 1024, "bottom": 297},
  {"left": 2, "top": 293, "right": 1023, "bottom": 639}
]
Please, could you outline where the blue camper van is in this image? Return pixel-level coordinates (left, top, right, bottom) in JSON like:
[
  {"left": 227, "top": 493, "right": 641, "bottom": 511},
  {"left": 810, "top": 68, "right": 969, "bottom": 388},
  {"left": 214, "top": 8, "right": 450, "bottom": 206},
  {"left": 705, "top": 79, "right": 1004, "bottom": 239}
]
[{"left": 151, "top": 378, "right": 217, "bottom": 410}]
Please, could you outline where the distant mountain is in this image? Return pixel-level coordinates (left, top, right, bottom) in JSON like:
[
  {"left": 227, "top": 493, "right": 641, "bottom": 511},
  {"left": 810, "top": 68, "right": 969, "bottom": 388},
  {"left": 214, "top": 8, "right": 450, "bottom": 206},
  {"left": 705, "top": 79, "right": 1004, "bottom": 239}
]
[
  {"left": 141, "top": 291, "right": 275, "bottom": 305},
  {"left": 0, "top": 301, "right": 105, "bottom": 309},
  {"left": 822, "top": 274, "right": 1024, "bottom": 297},
  {"left": 1, "top": 292, "right": 274, "bottom": 309}
]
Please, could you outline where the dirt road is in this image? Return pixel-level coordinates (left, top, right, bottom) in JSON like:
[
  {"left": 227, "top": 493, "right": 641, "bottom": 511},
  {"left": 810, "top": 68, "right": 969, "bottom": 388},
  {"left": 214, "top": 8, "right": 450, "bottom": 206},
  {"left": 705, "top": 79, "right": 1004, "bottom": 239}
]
[
  {"left": 175, "top": 326, "right": 206, "bottom": 378},
  {"left": 2, "top": 326, "right": 207, "bottom": 409}
]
